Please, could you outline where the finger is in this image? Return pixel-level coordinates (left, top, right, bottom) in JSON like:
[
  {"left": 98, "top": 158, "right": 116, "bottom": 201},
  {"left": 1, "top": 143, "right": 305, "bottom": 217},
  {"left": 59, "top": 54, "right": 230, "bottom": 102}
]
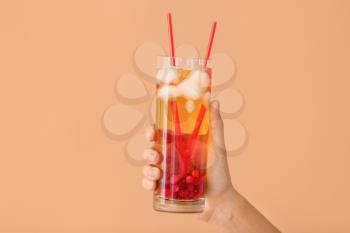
[
  {"left": 143, "top": 165, "right": 161, "bottom": 181},
  {"left": 145, "top": 125, "right": 156, "bottom": 142},
  {"left": 210, "top": 100, "right": 227, "bottom": 157},
  {"left": 142, "top": 178, "right": 156, "bottom": 190},
  {"left": 143, "top": 148, "right": 161, "bottom": 165}
]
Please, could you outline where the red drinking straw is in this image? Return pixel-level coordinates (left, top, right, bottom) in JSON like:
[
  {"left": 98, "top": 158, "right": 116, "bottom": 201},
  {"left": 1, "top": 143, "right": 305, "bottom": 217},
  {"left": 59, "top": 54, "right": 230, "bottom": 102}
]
[
  {"left": 166, "top": 13, "right": 182, "bottom": 142},
  {"left": 167, "top": 13, "right": 176, "bottom": 67},
  {"left": 188, "top": 21, "right": 217, "bottom": 155},
  {"left": 166, "top": 13, "right": 190, "bottom": 185},
  {"left": 204, "top": 21, "right": 217, "bottom": 66}
]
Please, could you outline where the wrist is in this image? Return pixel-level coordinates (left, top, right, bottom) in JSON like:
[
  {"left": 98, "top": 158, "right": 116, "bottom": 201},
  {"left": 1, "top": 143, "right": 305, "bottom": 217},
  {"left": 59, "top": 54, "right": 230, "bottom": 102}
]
[
  {"left": 201, "top": 186, "right": 240, "bottom": 225},
  {"left": 203, "top": 187, "right": 251, "bottom": 233}
]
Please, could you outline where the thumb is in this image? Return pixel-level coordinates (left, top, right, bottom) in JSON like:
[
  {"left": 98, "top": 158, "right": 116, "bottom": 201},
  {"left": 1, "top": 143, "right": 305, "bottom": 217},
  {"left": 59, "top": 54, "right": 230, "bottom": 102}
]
[
  {"left": 210, "top": 100, "right": 226, "bottom": 157},
  {"left": 198, "top": 100, "right": 233, "bottom": 221}
]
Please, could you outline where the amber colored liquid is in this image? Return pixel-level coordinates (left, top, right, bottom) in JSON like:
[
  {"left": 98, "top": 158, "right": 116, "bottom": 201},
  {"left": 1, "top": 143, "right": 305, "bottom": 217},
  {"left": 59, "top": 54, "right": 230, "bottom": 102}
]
[{"left": 154, "top": 69, "right": 210, "bottom": 201}]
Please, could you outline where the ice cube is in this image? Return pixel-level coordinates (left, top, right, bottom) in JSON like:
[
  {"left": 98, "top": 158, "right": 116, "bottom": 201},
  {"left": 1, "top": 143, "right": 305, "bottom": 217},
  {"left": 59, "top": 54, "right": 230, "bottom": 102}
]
[
  {"left": 177, "top": 78, "right": 201, "bottom": 100},
  {"left": 156, "top": 68, "right": 178, "bottom": 84},
  {"left": 157, "top": 85, "right": 181, "bottom": 99},
  {"left": 187, "top": 69, "right": 210, "bottom": 90}
]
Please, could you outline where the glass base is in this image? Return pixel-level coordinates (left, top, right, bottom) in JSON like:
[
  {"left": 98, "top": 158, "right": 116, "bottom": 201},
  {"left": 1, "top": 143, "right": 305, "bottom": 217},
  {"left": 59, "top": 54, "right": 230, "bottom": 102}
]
[{"left": 153, "top": 195, "right": 205, "bottom": 213}]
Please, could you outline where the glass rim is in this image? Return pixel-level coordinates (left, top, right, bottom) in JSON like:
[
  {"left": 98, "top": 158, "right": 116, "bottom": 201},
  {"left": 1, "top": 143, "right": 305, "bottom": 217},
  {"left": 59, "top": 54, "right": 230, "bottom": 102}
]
[
  {"left": 157, "top": 55, "right": 211, "bottom": 61},
  {"left": 157, "top": 56, "right": 212, "bottom": 68}
]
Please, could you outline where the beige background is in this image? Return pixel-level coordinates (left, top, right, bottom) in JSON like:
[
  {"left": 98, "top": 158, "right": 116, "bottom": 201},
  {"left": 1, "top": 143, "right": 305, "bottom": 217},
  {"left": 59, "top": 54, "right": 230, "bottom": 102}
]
[{"left": 1, "top": 0, "right": 350, "bottom": 232}]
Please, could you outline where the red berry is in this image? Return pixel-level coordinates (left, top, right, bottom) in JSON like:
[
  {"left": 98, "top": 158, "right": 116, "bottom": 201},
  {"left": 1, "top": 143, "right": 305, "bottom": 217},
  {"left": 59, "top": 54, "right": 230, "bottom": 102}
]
[
  {"left": 170, "top": 175, "right": 180, "bottom": 184},
  {"left": 179, "top": 190, "right": 189, "bottom": 199},
  {"left": 186, "top": 175, "right": 194, "bottom": 184},
  {"left": 186, "top": 184, "right": 194, "bottom": 193},
  {"left": 171, "top": 184, "right": 179, "bottom": 192},
  {"left": 192, "top": 169, "right": 200, "bottom": 178}
]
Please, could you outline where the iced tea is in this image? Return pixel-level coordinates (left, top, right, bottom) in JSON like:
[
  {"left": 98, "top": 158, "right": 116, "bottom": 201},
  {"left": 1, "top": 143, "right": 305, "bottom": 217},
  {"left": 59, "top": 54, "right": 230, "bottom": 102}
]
[{"left": 153, "top": 57, "right": 211, "bottom": 213}]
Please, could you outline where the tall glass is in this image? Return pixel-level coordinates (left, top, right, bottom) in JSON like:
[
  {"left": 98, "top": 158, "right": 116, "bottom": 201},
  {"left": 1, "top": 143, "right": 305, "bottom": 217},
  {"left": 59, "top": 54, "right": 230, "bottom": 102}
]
[{"left": 153, "top": 56, "right": 211, "bottom": 213}]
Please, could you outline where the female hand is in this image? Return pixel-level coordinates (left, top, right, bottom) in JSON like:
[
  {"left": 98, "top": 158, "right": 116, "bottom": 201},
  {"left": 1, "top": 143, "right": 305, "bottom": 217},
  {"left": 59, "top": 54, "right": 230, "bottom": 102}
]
[
  {"left": 141, "top": 100, "right": 280, "bottom": 233},
  {"left": 142, "top": 100, "right": 235, "bottom": 219}
]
